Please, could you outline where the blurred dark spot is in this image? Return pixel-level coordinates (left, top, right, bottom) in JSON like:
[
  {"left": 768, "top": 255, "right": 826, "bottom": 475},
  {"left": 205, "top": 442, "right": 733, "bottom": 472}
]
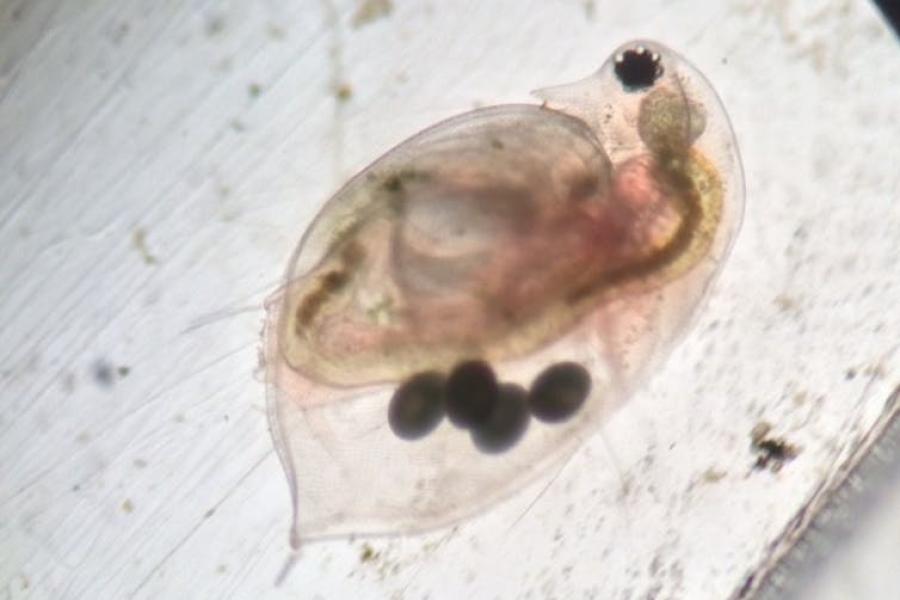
[
  {"left": 92, "top": 360, "right": 130, "bottom": 388},
  {"left": 92, "top": 360, "right": 115, "bottom": 387},
  {"left": 267, "top": 24, "right": 286, "bottom": 39},
  {"left": 384, "top": 174, "right": 403, "bottom": 192},
  {"left": 108, "top": 22, "right": 130, "bottom": 45},
  {"left": 569, "top": 172, "right": 600, "bottom": 201},
  {"left": 205, "top": 14, "right": 226, "bottom": 36}
]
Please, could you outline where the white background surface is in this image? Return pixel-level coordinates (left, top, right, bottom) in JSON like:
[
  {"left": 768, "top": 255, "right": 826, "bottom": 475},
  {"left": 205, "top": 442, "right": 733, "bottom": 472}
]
[{"left": 2, "top": 1, "right": 899, "bottom": 599}]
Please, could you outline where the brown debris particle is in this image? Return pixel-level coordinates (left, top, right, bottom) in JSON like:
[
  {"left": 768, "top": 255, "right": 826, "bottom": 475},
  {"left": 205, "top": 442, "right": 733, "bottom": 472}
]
[
  {"left": 702, "top": 467, "right": 727, "bottom": 483},
  {"left": 773, "top": 294, "right": 798, "bottom": 312},
  {"left": 335, "top": 82, "right": 353, "bottom": 102},
  {"left": 267, "top": 24, "right": 286, "bottom": 39},
  {"left": 132, "top": 228, "right": 158, "bottom": 265},
  {"left": 360, "top": 543, "right": 379, "bottom": 563},
  {"left": 751, "top": 421, "right": 799, "bottom": 472},
  {"left": 352, "top": 0, "right": 393, "bottom": 28}
]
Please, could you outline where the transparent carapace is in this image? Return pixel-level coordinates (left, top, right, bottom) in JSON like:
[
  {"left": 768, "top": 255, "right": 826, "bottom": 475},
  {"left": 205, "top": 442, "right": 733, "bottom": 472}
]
[{"left": 264, "top": 40, "right": 744, "bottom": 547}]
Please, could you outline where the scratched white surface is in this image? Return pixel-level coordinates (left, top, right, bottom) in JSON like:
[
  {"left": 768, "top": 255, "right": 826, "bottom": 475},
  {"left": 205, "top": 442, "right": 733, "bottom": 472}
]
[{"left": 2, "top": 1, "right": 899, "bottom": 599}]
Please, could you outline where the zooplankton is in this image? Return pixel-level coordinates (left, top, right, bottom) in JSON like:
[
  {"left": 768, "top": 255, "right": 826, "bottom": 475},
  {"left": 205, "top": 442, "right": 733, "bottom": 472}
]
[{"left": 263, "top": 40, "right": 744, "bottom": 548}]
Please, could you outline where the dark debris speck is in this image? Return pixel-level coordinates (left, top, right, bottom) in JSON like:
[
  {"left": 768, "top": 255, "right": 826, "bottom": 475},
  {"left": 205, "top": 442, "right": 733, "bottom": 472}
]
[
  {"left": 360, "top": 543, "right": 379, "bottom": 562},
  {"left": 751, "top": 422, "right": 799, "bottom": 472},
  {"left": 335, "top": 82, "right": 353, "bottom": 102},
  {"left": 92, "top": 360, "right": 131, "bottom": 388}
]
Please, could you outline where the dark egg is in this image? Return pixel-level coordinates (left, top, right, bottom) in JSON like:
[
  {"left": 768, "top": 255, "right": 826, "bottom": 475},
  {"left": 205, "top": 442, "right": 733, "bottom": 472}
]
[
  {"left": 445, "top": 360, "right": 500, "bottom": 429},
  {"left": 388, "top": 371, "right": 446, "bottom": 440},
  {"left": 528, "top": 362, "right": 592, "bottom": 423},
  {"left": 471, "top": 383, "right": 531, "bottom": 454}
]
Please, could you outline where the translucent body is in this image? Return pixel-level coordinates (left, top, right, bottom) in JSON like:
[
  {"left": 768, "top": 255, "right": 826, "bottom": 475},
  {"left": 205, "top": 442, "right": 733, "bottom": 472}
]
[{"left": 264, "top": 40, "right": 744, "bottom": 545}]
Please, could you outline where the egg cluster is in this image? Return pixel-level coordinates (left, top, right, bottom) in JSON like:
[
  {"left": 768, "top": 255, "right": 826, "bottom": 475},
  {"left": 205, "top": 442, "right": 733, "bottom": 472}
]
[{"left": 389, "top": 359, "right": 592, "bottom": 453}]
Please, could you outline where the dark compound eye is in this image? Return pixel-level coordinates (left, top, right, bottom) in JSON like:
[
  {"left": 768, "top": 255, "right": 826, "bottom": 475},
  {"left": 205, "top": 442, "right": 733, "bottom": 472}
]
[
  {"left": 614, "top": 46, "right": 663, "bottom": 91},
  {"left": 445, "top": 360, "right": 500, "bottom": 429},
  {"left": 388, "top": 371, "right": 446, "bottom": 440},
  {"left": 528, "top": 361, "right": 592, "bottom": 423},
  {"left": 471, "top": 383, "right": 531, "bottom": 454}
]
